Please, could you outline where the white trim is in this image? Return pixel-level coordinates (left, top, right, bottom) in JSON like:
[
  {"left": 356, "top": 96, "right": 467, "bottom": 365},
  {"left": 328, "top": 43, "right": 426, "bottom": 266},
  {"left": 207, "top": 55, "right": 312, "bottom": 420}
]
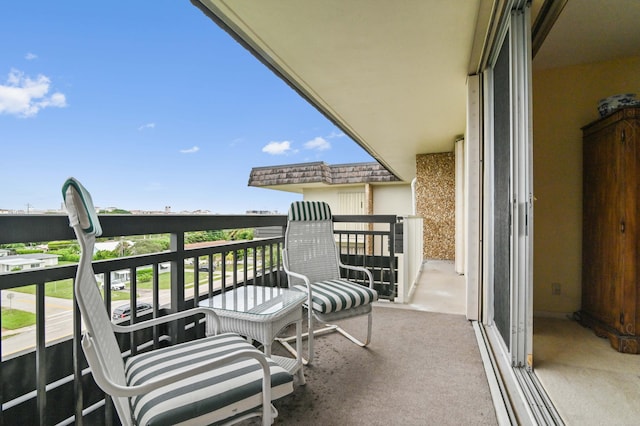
[
  {"left": 472, "top": 321, "right": 513, "bottom": 425},
  {"left": 484, "top": 323, "right": 538, "bottom": 426},
  {"left": 465, "top": 74, "right": 482, "bottom": 321},
  {"left": 455, "top": 137, "right": 465, "bottom": 275},
  {"left": 509, "top": 6, "right": 533, "bottom": 368},
  {"left": 482, "top": 66, "right": 495, "bottom": 327}
]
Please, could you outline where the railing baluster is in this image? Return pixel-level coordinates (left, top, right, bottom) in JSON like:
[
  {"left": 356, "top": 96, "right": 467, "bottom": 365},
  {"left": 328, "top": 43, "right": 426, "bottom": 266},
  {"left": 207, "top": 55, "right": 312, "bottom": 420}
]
[
  {"left": 260, "top": 247, "right": 266, "bottom": 288},
  {"left": 129, "top": 266, "right": 138, "bottom": 355},
  {"left": 72, "top": 279, "right": 84, "bottom": 426},
  {"left": 389, "top": 221, "right": 396, "bottom": 299},
  {"left": 170, "top": 232, "right": 186, "bottom": 343},
  {"left": 35, "top": 283, "right": 46, "bottom": 425},
  {"left": 0, "top": 290, "right": 3, "bottom": 426},
  {"left": 152, "top": 263, "right": 160, "bottom": 348},
  {"left": 207, "top": 254, "right": 213, "bottom": 297}
]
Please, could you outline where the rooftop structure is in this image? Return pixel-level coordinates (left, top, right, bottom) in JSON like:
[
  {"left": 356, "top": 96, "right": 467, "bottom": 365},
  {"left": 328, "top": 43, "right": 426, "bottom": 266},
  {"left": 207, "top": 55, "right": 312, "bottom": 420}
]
[{"left": 248, "top": 161, "right": 401, "bottom": 193}]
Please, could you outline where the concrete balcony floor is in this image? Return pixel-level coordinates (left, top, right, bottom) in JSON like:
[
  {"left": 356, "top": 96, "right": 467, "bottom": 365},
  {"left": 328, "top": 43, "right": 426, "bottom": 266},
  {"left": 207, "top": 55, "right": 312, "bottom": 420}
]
[
  {"left": 248, "top": 260, "right": 497, "bottom": 425},
  {"left": 406, "top": 259, "right": 640, "bottom": 425}
]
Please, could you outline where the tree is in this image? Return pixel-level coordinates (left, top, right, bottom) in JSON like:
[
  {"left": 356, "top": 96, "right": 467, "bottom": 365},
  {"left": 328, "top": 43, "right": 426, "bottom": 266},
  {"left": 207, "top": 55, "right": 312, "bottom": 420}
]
[
  {"left": 129, "top": 239, "right": 166, "bottom": 256},
  {"left": 227, "top": 228, "right": 254, "bottom": 241},
  {"left": 94, "top": 250, "right": 117, "bottom": 260},
  {"left": 185, "top": 230, "right": 227, "bottom": 244}
]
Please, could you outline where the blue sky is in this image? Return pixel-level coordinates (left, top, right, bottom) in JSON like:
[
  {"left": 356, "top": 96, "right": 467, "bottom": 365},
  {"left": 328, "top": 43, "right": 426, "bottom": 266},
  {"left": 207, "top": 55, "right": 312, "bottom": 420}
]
[{"left": 0, "top": 1, "right": 373, "bottom": 214}]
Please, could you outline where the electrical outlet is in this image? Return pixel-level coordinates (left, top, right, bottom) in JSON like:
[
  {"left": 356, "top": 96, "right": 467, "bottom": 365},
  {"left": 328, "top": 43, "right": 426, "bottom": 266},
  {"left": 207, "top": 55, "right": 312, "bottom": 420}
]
[{"left": 552, "top": 282, "right": 561, "bottom": 296}]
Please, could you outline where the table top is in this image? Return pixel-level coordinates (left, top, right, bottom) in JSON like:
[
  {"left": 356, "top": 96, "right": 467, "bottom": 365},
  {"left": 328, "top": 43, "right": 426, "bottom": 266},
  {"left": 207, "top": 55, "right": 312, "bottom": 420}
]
[{"left": 198, "top": 285, "right": 306, "bottom": 318}]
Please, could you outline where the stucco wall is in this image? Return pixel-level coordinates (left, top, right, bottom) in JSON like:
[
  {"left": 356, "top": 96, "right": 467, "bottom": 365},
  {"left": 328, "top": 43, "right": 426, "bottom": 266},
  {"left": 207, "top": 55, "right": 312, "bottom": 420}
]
[
  {"left": 370, "top": 185, "right": 412, "bottom": 215},
  {"left": 415, "top": 153, "right": 455, "bottom": 260},
  {"left": 533, "top": 55, "right": 640, "bottom": 315},
  {"left": 303, "top": 184, "right": 412, "bottom": 216}
]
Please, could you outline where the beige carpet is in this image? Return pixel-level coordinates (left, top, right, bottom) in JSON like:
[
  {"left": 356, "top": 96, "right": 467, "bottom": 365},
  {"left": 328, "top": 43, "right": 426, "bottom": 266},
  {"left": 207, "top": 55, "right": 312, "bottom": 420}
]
[
  {"left": 534, "top": 317, "right": 640, "bottom": 425},
  {"left": 247, "top": 306, "right": 497, "bottom": 425}
]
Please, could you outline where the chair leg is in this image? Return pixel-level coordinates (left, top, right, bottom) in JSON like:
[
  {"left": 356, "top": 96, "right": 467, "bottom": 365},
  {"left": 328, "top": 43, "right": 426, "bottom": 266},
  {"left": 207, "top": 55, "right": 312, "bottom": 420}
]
[
  {"left": 276, "top": 310, "right": 373, "bottom": 365},
  {"left": 333, "top": 311, "right": 372, "bottom": 347}
]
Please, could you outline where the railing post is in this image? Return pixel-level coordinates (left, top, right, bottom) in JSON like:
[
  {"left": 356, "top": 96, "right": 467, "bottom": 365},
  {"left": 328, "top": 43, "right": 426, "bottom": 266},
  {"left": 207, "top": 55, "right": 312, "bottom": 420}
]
[
  {"left": 35, "top": 283, "right": 46, "bottom": 425},
  {"left": 388, "top": 220, "right": 397, "bottom": 301},
  {"left": 170, "top": 231, "right": 186, "bottom": 343},
  {"left": 152, "top": 263, "right": 160, "bottom": 347},
  {"left": 72, "top": 287, "right": 84, "bottom": 426}
]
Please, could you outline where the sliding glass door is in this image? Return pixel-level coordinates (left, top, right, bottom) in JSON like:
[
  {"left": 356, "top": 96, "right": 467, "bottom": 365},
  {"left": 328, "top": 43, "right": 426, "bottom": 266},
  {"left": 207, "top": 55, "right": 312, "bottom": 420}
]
[{"left": 484, "top": 4, "right": 533, "bottom": 368}]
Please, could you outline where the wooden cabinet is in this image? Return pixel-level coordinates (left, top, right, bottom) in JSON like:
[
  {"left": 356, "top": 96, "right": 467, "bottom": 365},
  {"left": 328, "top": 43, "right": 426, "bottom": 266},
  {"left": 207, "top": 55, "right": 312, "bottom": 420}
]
[{"left": 581, "top": 106, "right": 640, "bottom": 353}]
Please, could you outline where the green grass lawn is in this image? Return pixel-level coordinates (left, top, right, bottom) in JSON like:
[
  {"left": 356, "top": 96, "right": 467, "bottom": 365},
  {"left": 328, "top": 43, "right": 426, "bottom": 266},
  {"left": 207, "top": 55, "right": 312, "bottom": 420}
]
[
  {"left": 10, "top": 265, "right": 249, "bottom": 300},
  {"left": 1, "top": 307, "right": 36, "bottom": 330},
  {"left": 13, "top": 280, "right": 130, "bottom": 301}
]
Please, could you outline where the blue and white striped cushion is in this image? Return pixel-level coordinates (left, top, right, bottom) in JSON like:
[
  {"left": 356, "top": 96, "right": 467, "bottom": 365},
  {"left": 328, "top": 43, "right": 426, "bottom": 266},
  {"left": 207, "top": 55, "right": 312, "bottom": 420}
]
[
  {"left": 125, "top": 333, "right": 293, "bottom": 426},
  {"left": 288, "top": 201, "right": 332, "bottom": 221},
  {"left": 294, "top": 279, "right": 378, "bottom": 314}
]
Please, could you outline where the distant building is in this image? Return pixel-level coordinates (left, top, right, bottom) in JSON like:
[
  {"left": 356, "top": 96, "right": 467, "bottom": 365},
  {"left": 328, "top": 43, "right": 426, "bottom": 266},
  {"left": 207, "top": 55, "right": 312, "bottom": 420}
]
[
  {"left": 0, "top": 253, "right": 60, "bottom": 273},
  {"left": 248, "top": 161, "right": 412, "bottom": 219}
]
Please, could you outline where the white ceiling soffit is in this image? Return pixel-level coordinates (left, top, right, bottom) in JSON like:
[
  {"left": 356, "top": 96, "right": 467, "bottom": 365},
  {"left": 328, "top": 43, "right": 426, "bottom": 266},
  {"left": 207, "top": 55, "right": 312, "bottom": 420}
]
[
  {"left": 194, "top": 0, "right": 482, "bottom": 181},
  {"left": 533, "top": 0, "right": 640, "bottom": 70}
]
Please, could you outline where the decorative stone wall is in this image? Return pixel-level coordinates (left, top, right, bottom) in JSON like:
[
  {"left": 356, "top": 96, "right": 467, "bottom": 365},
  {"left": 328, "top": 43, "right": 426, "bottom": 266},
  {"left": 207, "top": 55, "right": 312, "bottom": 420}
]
[{"left": 415, "top": 153, "right": 455, "bottom": 260}]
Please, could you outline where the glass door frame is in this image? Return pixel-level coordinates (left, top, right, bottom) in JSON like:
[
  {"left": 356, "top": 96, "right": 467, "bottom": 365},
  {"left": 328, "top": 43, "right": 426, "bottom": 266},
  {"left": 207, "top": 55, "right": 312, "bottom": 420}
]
[{"left": 482, "top": 2, "right": 533, "bottom": 370}]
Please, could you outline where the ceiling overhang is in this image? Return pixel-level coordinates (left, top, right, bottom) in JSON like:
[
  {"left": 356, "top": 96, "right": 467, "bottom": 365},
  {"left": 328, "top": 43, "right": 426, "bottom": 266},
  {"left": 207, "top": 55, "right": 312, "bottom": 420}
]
[{"left": 192, "top": 0, "right": 488, "bottom": 182}]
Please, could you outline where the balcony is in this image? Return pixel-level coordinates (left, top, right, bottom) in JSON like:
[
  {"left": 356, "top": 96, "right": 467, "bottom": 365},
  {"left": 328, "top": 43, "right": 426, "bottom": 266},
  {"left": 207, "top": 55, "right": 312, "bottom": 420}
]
[{"left": 1, "top": 213, "right": 453, "bottom": 425}]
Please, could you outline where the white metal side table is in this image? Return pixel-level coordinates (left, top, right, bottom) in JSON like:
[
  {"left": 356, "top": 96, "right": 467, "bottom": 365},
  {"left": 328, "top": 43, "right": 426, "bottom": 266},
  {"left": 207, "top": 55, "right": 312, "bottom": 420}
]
[{"left": 198, "top": 285, "right": 306, "bottom": 384}]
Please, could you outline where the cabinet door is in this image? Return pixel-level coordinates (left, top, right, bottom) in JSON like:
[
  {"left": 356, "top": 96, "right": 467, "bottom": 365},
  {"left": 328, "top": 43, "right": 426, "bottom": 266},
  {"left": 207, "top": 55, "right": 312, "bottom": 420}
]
[
  {"left": 582, "top": 122, "right": 624, "bottom": 329},
  {"left": 620, "top": 118, "right": 639, "bottom": 335}
]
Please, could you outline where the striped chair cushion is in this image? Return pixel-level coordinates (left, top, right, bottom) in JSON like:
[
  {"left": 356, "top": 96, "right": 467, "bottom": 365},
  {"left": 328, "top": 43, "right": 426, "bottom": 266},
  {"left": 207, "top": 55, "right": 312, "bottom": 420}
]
[
  {"left": 294, "top": 279, "right": 378, "bottom": 314},
  {"left": 288, "top": 201, "right": 332, "bottom": 221},
  {"left": 125, "top": 333, "right": 293, "bottom": 426}
]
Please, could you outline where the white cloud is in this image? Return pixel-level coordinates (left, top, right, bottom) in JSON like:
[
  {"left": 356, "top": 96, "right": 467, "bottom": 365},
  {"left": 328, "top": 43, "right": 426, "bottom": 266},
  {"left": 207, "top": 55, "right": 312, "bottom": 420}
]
[
  {"left": 180, "top": 146, "right": 200, "bottom": 154},
  {"left": 25, "top": 52, "right": 38, "bottom": 61},
  {"left": 262, "top": 141, "right": 293, "bottom": 155},
  {"left": 138, "top": 122, "right": 156, "bottom": 131},
  {"left": 0, "top": 68, "right": 67, "bottom": 118},
  {"left": 304, "top": 137, "right": 331, "bottom": 151},
  {"left": 327, "top": 130, "right": 345, "bottom": 139}
]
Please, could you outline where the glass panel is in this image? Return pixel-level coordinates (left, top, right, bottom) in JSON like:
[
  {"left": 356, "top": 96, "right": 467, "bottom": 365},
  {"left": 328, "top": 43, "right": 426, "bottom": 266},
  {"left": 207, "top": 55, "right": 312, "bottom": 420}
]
[
  {"left": 493, "top": 30, "right": 512, "bottom": 348},
  {"left": 199, "top": 285, "right": 305, "bottom": 316}
]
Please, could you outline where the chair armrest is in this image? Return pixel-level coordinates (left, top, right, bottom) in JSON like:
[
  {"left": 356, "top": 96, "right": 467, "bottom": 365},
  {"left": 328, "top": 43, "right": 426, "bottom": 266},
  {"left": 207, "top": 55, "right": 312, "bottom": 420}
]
[
  {"left": 282, "top": 254, "right": 314, "bottom": 305},
  {"left": 82, "top": 333, "right": 272, "bottom": 400},
  {"left": 338, "top": 262, "right": 374, "bottom": 288},
  {"left": 282, "top": 266, "right": 311, "bottom": 287},
  {"left": 112, "top": 307, "right": 221, "bottom": 336}
]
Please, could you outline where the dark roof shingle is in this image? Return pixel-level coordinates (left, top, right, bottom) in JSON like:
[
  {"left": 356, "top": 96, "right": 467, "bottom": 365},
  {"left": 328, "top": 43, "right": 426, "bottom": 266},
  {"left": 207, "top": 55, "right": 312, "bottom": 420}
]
[{"left": 248, "top": 161, "right": 400, "bottom": 187}]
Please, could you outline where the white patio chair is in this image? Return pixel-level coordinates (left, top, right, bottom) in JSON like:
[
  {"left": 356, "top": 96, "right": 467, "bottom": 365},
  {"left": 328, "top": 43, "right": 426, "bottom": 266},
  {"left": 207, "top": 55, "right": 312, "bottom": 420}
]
[
  {"left": 279, "top": 201, "right": 378, "bottom": 364},
  {"left": 62, "top": 177, "right": 293, "bottom": 426}
]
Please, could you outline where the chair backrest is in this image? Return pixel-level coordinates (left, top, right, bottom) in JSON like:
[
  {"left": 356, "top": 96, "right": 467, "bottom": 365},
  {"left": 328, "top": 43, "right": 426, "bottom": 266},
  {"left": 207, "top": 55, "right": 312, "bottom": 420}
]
[
  {"left": 62, "top": 178, "right": 132, "bottom": 422},
  {"left": 284, "top": 201, "right": 341, "bottom": 285}
]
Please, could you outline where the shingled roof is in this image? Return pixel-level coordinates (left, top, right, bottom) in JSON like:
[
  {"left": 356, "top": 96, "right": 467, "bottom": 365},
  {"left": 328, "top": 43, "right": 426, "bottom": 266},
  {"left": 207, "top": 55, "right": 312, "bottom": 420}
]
[{"left": 248, "top": 161, "right": 401, "bottom": 188}]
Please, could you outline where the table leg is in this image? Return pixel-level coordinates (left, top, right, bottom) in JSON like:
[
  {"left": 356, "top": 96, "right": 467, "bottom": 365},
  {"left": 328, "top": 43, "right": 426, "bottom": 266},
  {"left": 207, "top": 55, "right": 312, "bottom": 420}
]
[{"left": 295, "top": 319, "right": 305, "bottom": 385}]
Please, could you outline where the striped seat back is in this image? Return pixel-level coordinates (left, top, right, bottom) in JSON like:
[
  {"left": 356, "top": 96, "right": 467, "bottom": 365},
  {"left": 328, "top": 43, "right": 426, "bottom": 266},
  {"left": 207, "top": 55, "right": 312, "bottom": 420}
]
[
  {"left": 285, "top": 201, "right": 341, "bottom": 284},
  {"left": 288, "top": 201, "right": 333, "bottom": 221}
]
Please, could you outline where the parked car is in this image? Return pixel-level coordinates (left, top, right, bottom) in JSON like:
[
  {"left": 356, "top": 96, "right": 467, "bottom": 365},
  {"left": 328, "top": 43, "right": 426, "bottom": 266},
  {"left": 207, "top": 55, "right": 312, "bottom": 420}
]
[
  {"left": 101, "top": 281, "right": 126, "bottom": 291},
  {"left": 112, "top": 302, "right": 152, "bottom": 320},
  {"left": 198, "top": 264, "right": 215, "bottom": 272}
]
